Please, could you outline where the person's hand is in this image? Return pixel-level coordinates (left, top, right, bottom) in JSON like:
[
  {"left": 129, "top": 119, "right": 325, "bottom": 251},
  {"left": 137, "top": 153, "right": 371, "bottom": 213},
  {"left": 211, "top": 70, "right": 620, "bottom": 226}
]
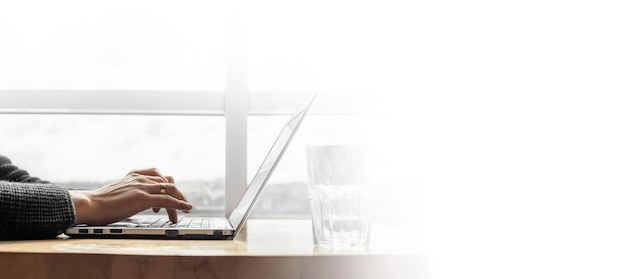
[{"left": 70, "top": 168, "right": 193, "bottom": 225}]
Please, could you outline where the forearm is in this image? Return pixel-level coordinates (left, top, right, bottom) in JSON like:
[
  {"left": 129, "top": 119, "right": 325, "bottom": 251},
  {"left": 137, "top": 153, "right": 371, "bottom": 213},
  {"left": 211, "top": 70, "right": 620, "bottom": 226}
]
[{"left": 0, "top": 182, "right": 76, "bottom": 240}]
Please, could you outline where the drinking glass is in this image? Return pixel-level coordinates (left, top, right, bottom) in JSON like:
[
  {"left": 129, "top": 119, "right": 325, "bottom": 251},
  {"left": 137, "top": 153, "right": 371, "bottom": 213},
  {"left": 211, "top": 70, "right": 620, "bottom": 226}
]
[{"left": 306, "top": 145, "right": 373, "bottom": 249}]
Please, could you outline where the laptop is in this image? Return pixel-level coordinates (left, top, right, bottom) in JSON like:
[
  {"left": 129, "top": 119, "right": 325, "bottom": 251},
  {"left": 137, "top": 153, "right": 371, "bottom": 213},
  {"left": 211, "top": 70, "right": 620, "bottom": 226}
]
[{"left": 65, "top": 95, "right": 316, "bottom": 240}]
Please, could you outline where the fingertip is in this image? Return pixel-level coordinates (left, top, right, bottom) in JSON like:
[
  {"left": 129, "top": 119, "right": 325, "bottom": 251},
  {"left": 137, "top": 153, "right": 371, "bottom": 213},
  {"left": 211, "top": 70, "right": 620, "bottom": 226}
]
[
  {"left": 166, "top": 209, "right": 178, "bottom": 223},
  {"left": 185, "top": 202, "right": 193, "bottom": 210}
]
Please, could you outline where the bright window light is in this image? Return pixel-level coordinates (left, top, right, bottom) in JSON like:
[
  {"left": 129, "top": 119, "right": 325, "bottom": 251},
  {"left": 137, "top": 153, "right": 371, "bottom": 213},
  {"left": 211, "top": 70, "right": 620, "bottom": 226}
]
[{"left": 0, "top": 0, "right": 227, "bottom": 90}]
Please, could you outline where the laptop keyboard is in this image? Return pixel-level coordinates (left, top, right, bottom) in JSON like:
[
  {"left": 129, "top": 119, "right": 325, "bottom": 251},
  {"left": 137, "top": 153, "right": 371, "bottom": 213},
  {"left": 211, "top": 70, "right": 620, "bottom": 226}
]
[{"left": 125, "top": 217, "right": 231, "bottom": 229}]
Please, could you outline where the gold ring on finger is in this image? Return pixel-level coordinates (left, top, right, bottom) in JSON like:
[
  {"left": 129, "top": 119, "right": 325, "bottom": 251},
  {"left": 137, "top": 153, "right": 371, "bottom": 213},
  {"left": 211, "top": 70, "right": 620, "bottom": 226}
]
[{"left": 160, "top": 184, "right": 166, "bottom": 194}]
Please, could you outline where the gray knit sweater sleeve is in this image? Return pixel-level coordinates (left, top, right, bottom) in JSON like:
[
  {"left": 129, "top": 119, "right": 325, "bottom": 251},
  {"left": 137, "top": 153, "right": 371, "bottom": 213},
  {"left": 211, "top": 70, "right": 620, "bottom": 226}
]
[{"left": 0, "top": 154, "right": 76, "bottom": 239}]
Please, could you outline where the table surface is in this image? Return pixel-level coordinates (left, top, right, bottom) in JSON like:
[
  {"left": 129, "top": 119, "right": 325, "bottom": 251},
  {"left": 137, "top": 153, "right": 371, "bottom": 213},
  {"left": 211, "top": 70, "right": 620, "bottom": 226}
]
[
  {"left": 0, "top": 219, "right": 417, "bottom": 256},
  {"left": 0, "top": 219, "right": 421, "bottom": 279}
]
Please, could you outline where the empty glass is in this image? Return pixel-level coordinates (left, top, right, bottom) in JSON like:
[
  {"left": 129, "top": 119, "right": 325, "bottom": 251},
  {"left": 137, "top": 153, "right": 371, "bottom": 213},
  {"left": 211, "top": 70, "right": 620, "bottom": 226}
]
[{"left": 307, "top": 145, "right": 373, "bottom": 249}]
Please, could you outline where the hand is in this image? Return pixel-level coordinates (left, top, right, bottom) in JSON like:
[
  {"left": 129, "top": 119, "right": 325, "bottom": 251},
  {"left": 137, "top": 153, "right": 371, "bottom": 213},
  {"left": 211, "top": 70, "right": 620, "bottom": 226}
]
[{"left": 70, "top": 168, "right": 193, "bottom": 225}]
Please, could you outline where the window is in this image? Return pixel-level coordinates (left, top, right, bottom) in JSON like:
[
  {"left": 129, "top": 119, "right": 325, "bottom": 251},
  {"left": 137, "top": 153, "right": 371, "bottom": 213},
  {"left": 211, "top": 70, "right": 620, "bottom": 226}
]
[
  {"left": 0, "top": 1, "right": 230, "bottom": 215},
  {"left": 0, "top": 114, "right": 226, "bottom": 215},
  {"left": 243, "top": 0, "right": 409, "bottom": 93},
  {"left": 0, "top": 0, "right": 415, "bottom": 224},
  {"left": 0, "top": 0, "right": 227, "bottom": 91}
]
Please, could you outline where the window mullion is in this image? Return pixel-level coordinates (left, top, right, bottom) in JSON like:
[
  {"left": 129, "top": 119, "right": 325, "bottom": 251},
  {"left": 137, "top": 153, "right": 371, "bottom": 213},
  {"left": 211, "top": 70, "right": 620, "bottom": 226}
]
[{"left": 224, "top": 13, "right": 248, "bottom": 216}]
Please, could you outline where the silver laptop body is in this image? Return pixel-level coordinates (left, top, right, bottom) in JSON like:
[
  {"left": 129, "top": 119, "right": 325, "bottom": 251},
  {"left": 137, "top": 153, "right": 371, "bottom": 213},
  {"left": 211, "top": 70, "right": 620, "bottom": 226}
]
[{"left": 65, "top": 96, "right": 315, "bottom": 240}]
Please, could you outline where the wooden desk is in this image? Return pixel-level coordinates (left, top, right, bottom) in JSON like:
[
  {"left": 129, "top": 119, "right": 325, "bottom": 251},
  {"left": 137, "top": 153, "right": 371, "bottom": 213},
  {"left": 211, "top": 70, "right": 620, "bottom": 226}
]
[{"left": 0, "top": 220, "right": 420, "bottom": 279}]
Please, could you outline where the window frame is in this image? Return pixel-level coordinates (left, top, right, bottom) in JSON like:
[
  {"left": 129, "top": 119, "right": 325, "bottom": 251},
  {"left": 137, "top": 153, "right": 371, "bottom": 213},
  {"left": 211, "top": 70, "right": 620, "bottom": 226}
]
[{"left": 0, "top": 18, "right": 367, "bottom": 217}]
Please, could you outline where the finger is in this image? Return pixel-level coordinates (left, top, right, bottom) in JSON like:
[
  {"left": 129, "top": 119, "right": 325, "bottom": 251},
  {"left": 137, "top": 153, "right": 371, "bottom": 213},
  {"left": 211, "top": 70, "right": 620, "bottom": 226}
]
[
  {"left": 149, "top": 195, "right": 193, "bottom": 211},
  {"left": 150, "top": 183, "right": 189, "bottom": 203},
  {"left": 162, "top": 176, "right": 189, "bottom": 206},
  {"left": 133, "top": 173, "right": 171, "bottom": 185},
  {"left": 128, "top": 168, "right": 163, "bottom": 177},
  {"left": 141, "top": 182, "right": 175, "bottom": 194},
  {"left": 152, "top": 207, "right": 161, "bottom": 213},
  {"left": 166, "top": 208, "right": 178, "bottom": 223},
  {"left": 140, "top": 175, "right": 168, "bottom": 184}
]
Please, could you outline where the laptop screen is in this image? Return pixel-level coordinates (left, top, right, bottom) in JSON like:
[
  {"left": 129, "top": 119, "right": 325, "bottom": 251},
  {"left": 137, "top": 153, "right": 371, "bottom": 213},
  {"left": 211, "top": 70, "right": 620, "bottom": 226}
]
[{"left": 228, "top": 97, "right": 314, "bottom": 233}]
